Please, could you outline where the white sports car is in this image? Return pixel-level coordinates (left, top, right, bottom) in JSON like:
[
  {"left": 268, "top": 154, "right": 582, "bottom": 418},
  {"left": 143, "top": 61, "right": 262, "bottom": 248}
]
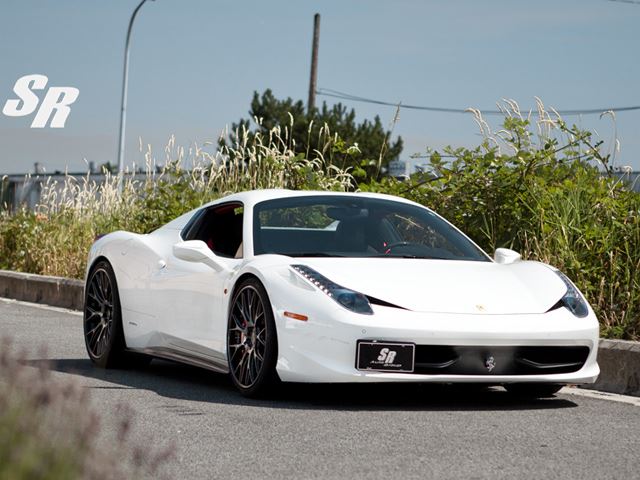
[{"left": 83, "top": 189, "right": 599, "bottom": 397}]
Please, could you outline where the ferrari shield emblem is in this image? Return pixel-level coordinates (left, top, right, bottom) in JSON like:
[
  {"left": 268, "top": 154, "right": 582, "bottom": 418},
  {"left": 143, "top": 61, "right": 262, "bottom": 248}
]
[{"left": 485, "top": 356, "right": 496, "bottom": 372}]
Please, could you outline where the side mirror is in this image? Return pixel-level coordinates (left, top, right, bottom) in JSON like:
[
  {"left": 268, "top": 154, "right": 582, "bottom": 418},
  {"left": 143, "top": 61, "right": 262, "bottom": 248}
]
[
  {"left": 173, "top": 240, "right": 229, "bottom": 272},
  {"left": 494, "top": 248, "right": 521, "bottom": 265}
]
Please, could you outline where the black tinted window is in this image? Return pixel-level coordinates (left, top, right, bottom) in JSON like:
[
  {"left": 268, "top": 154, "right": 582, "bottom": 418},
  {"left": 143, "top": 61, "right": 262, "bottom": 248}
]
[
  {"left": 186, "top": 203, "right": 244, "bottom": 258},
  {"left": 253, "top": 196, "right": 488, "bottom": 261}
]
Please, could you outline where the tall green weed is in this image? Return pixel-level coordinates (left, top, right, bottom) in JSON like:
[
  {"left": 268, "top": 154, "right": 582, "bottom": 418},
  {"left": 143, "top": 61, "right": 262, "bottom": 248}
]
[{"left": 364, "top": 101, "right": 640, "bottom": 339}]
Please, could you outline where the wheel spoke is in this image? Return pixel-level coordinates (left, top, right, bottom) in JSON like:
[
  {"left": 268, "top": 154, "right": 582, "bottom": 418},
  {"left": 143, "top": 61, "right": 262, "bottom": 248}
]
[
  {"left": 231, "top": 311, "right": 246, "bottom": 331},
  {"left": 254, "top": 350, "right": 264, "bottom": 363},
  {"left": 239, "top": 353, "right": 250, "bottom": 385},
  {"left": 241, "top": 290, "right": 252, "bottom": 326},
  {"left": 229, "top": 345, "right": 244, "bottom": 363},
  {"left": 99, "top": 273, "right": 112, "bottom": 308},
  {"left": 246, "top": 351, "right": 254, "bottom": 383},
  {"left": 253, "top": 300, "right": 264, "bottom": 322},
  {"left": 256, "top": 328, "right": 267, "bottom": 346},
  {"left": 90, "top": 281, "right": 104, "bottom": 304},
  {"left": 85, "top": 323, "right": 101, "bottom": 337},
  {"left": 233, "top": 350, "right": 248, "bottom": 375},
  {"left": 87, "top": 289, "right": 101, "bottom": 305},
  {"left": 89, "top": 324, "right": 104, "bottom": 353},
  {"left": 244, "top": 351, "right": 254, "bottom": 384}
]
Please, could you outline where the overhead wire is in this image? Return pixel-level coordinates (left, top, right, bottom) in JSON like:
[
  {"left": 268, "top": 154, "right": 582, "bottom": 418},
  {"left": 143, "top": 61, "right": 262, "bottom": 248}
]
[{"left": 317, "top": 88, "right": 640, "bottom": 116}]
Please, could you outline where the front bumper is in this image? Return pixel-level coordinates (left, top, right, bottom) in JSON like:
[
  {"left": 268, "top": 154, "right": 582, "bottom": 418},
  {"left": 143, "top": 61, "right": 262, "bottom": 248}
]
[{"left": 274, "top": 303, "right": 600, "bottom": 384}]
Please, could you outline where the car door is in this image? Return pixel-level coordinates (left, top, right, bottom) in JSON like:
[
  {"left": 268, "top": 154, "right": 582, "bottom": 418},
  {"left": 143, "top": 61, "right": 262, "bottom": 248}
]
[{"left": 148, "top": 203, "right": 244, "bottom": 362}]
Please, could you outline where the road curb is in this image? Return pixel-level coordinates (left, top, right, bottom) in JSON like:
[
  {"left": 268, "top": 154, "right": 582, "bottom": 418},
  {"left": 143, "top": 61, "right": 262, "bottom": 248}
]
[
  {"left": 0, "top": 269, "right": 638, "bottom": 397},
  {"left": 0, "top": 269, "right": 84, "bottom": 311},
  {"left": 582, "top": 339, "right": 640, "bottom": 397}
]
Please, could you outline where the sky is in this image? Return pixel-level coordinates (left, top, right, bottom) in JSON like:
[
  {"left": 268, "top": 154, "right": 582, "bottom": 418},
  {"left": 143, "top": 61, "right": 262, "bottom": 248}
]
[{"left": 1, "top": 0, "right": 640, "bottom": 175}]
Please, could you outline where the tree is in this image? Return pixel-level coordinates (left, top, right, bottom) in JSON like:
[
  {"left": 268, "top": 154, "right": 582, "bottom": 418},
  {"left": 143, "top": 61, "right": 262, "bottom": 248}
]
[{"left": 222, "top": 89, "right": 403, "bottom": 181}]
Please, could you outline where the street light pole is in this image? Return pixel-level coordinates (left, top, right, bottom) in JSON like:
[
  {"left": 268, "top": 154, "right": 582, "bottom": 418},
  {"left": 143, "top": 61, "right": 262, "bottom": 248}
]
[{"left": 117, "top": 0, "right": 153, "bottom": 193}]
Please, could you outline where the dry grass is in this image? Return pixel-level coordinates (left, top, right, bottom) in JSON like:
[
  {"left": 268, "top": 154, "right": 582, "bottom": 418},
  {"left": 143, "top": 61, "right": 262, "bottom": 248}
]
[{"left": 0, "top": 121, "right": 355, "bottom": 278}]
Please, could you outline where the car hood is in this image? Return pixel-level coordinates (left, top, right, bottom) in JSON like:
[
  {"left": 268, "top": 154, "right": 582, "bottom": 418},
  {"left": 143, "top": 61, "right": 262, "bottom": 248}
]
[{"left": 299, "top": 258, "right": 567, "bottom": 315}]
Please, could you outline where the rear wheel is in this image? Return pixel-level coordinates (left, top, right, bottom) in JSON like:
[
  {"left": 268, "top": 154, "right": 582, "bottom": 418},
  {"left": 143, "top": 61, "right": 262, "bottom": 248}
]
[
  {"left": 227, "top": 278, "right": 279, "bottom": 397},
  {"left": 84, "top": 260, "right": 150, "bottom": 368},
  {"left": 504, "top": 383, "right": 563, "bottom": 398}
]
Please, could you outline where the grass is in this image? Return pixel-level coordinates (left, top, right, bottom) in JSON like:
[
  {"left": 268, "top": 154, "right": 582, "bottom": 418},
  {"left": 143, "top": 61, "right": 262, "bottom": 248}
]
[
  {"left": 0, "top": 108, "right": 638, "bottom": 339},
  {"left": 0, "top": 122, "right": 355, "bottom": 279}
]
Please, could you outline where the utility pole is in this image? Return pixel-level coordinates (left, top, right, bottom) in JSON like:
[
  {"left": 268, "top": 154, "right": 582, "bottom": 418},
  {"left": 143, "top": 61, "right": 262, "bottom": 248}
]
[
  {"left": 307, "top": 13, "right": 321, "bottom": 114},
  {"left": 117, "top": 0, "right": 154, "bottom": 194}
]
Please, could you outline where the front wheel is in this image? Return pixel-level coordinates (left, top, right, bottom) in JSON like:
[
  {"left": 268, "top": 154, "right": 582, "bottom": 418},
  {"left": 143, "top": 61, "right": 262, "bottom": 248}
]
[
  {"left": 504, "top": 383, "right": 563, "bottom": 398},
  {"left": 227, "top": 278, "right": 279, "bottom": 397}
]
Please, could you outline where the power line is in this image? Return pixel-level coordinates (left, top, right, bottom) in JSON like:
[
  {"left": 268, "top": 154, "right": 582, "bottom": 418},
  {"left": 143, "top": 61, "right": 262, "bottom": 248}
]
[
  {"left": 317, "top": 87, "right": 640, "bottom": 116},
  {"left": 608, "top": 0, "right": 640, "bottom": 5}
]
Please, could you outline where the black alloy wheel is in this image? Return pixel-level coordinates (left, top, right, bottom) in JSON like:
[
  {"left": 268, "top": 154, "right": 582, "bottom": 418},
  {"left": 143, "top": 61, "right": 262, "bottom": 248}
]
[
  {"left": 227, "top": 278, "right": 278, "bottom": 397},
  {"left": 83, "top": 260, "right": 129, "bottom": 368}
]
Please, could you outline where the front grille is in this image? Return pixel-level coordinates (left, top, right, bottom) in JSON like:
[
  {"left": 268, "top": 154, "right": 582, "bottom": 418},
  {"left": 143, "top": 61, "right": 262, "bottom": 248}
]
[{"left": 413, "top": 345, "right": 590, "bottom": 375}]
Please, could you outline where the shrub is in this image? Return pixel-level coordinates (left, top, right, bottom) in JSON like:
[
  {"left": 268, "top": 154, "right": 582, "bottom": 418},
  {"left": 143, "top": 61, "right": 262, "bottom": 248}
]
[
  {"left": 221, "top": 89, "right": 403, "bottom": 182},
  {"left": 363, "top": 100, "right": 640, "bottom": 339},
  {"left": 1, "top": 103, "right": 638, "bottom": 339}
]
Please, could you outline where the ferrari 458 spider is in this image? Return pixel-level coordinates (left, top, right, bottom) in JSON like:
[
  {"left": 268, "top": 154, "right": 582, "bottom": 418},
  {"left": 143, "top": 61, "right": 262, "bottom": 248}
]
[{"left": 83, "top": 189, "right": 599, "bottom": 397}]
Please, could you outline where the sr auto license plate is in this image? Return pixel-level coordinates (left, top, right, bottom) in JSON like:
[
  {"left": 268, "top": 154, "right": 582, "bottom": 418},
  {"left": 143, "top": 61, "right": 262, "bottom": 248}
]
[{"left": 356, "top": 341, "right": 415, "bottom": 373}]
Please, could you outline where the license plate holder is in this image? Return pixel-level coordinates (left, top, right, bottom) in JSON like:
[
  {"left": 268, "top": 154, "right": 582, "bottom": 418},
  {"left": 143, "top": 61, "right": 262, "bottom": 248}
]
[{"left": 356, "top": 341, "right": 415, "bottom": 373}]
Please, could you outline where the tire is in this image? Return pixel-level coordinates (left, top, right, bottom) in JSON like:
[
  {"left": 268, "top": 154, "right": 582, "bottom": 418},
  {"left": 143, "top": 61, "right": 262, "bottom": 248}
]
[
  {"left": 504, "top": 383, "right": 564, "bottom": 398},
  {"left": 227, "top": 277, "right": 279, "bottom": 397},
  {"left": 84, "top": 260, "right": 150, "bottom": 368}
]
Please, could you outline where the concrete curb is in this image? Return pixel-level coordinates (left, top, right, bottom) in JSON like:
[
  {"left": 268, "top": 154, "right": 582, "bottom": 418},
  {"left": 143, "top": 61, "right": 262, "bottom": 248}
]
[
  {"left": 582, "top": 339, "right": 640, "bottom": 397},
  {"left": 0, "top": 270, "right": 638, "bottom": 397},
  {"left": 0, "top": 269, "right": 84, "bottom": 311}
]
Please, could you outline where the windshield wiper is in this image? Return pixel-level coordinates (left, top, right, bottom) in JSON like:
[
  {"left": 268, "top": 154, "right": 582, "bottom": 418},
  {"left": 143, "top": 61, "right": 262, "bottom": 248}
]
[
  {"left": 370, "top": 254, "right": 451, "bottom": 260},
  {"left": 286, "top": 252, "right": 344, "bottom": 258}
]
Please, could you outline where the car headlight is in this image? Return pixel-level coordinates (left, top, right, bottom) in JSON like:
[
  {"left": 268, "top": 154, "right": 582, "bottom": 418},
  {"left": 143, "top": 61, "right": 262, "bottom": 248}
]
[
  {"left": 291, "top": 265, "right": 373, "bottom": 315},
  {"left": 554, "top": 271, "right": 589, "bottom": 318}
]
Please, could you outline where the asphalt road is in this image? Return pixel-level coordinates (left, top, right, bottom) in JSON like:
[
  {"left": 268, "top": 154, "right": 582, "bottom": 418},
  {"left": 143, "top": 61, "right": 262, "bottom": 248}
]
[{"left": 1, "top": 298, "right": 639, "bottom": 480}]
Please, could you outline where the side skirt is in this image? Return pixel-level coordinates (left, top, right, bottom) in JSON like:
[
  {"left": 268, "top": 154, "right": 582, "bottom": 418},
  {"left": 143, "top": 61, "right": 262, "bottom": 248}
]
[{"left": 131, "top": 346, "right": 230, "bottom": 374}]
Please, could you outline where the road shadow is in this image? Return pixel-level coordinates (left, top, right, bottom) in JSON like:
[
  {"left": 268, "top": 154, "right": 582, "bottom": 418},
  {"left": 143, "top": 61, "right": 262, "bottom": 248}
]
[{"left": 25, "top": 357, "right": 578, "bottom": 412}]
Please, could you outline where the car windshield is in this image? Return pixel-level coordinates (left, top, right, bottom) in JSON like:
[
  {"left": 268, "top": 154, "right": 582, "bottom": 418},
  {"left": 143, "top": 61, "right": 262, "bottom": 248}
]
[{"left": 253, "top": 196, "right": 489, "bottom": 261}]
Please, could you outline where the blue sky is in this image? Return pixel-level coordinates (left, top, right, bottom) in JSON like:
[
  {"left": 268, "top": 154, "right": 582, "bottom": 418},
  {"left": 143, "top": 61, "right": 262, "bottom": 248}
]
[{"left": 1, "top": 0, "right": 640, "bottom": 174}]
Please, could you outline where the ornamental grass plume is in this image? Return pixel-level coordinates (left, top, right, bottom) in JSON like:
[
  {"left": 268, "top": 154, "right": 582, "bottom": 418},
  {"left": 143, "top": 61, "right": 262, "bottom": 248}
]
[{"left": 0, "top": 121, "right": 355, "bottom": 279}]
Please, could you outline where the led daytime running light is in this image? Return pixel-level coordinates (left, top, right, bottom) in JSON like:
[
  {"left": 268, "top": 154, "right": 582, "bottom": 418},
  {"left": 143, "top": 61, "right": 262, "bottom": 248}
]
[{"left": 291, "top": 265, "right": 373, "bottom": 315}]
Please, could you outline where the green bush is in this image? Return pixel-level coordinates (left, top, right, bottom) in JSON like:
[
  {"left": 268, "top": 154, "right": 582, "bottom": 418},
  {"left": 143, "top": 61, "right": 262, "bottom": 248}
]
[
  {"left": 1, "top": 104, "right": 638, "bottom": 339},
  {"left": 363, "top": 105, "right": 640, "bottom": 339}
]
